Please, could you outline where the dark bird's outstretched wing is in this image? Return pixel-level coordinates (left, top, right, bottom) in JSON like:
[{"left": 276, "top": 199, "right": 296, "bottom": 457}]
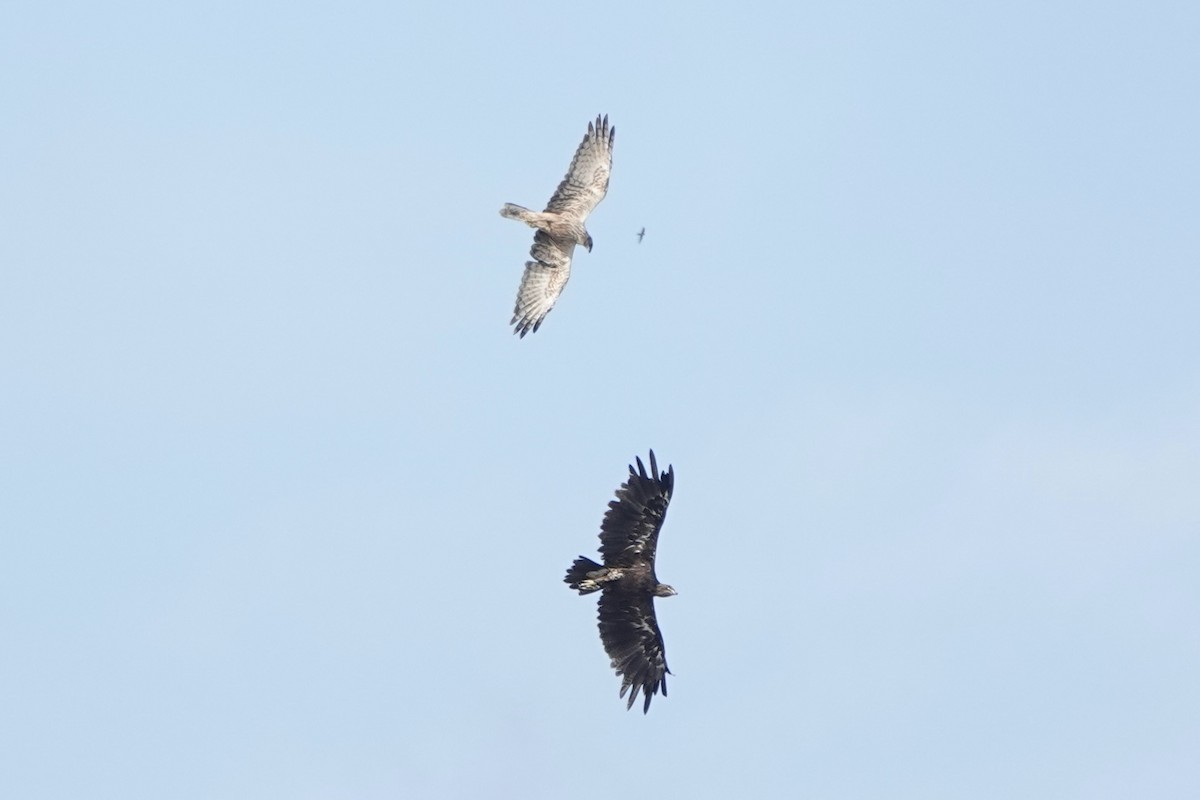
[
  {"left": 598, "top": 450, "right": 673, "bottom": 569},
  {"left": 597, "top": 590, "right": 670, "bottom": 713},
  {"left": 511, "top": 230, "right": 574, "bottom": 337},
  {"left": 544, "top": 114, "right": 614, "bottom": 220}
]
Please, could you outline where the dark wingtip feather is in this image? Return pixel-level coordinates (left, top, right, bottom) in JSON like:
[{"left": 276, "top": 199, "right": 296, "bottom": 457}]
[
  {"left": 589, "top": 113, "right": 613, "bottom": 148},
  {"left": 510, "top": 313, "right": 546, "bottom": 339}
]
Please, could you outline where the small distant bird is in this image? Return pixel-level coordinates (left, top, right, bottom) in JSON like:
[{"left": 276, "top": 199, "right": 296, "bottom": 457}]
[
  {"left": 636, "top": 227, "right": 645, "bottom": 244},
  {"left": 500, "top": 114, "right": 615, "bottom": 338},
  {"left": 565, "top": 451, "right": 676, "bottom": 713}
]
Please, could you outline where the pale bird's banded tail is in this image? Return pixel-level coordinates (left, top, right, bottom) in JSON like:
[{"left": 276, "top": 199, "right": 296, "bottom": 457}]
[{"left": 500, "top": 203, "right": 546, "bottom": 228}]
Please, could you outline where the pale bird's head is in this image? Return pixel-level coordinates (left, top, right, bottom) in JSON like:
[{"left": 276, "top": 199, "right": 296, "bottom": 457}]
[{"left": 654, "top": 583, "right": 677, "bottom": 598}]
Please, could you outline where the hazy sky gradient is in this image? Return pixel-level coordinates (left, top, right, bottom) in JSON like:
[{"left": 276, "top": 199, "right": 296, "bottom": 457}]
[{"left": 3, "top": 2, "right": 1198, "bottom": 798}]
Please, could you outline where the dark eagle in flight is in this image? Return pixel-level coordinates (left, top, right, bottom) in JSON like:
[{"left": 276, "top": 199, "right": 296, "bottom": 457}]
[
  {"left": 564, "top": 450, "right": 676, "bottom": 713},
  {"left": 500, "top": 114, "right": 614, "bottom": 337}
]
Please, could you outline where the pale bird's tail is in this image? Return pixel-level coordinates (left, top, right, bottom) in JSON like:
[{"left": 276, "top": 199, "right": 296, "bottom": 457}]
[
  {"left": 500, "top": 203, "right": 557, "bottom": 231},
  {"left": 500, "top": 203, "right": 533, "bottom": 221}
]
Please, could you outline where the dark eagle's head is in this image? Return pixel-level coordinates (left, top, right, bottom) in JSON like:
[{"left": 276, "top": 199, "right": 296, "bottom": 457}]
[{"left": 654, "top": 583, "right": 677, "bottom": 598}]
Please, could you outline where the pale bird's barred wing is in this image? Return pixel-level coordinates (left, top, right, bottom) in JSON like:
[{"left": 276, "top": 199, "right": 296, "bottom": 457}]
[
  {"left": 598, "top": 450, "right": 673, "bottom": 569},
  {"left": 511, "top": 231, "right": 574, "bottom": 338},
  {"left": 544, "top": 114, "right": 615, "bottom": 221},
  {"left": 597, "top": 590, "right": 670, "bottom": 714}
]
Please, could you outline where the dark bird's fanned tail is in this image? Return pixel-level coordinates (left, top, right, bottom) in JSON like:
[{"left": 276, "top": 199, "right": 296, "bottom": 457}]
[{"left": 564, "top": 556, "right": 603, "bottom": 594}]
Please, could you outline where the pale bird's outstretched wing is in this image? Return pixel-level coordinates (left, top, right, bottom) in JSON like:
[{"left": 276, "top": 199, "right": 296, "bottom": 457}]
[
  {"left": 511, "top": 230, "right": 575, "bottom": 338},
  {"left": 544, "top": 114, "right": 615, "bottom": 221}
]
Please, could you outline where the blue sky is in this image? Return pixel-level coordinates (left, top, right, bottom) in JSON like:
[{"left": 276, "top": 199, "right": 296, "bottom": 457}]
[{"left": 2, "top": 1, "right": 1198, "bottom": 798}]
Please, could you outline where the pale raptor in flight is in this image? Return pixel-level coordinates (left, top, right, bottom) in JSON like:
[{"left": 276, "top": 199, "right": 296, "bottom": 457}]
[{"left": 500, "top": 114, "right": 614, "bottom": 337}]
